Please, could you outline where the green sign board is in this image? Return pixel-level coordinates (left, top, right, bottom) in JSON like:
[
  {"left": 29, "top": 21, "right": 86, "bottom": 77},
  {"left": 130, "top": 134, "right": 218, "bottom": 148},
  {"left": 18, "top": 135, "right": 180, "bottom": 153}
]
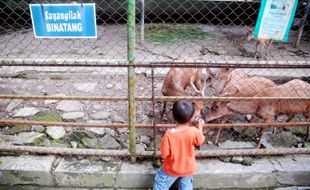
[{"left": 254, "top": 0, "right": 298, "bottom": 42}]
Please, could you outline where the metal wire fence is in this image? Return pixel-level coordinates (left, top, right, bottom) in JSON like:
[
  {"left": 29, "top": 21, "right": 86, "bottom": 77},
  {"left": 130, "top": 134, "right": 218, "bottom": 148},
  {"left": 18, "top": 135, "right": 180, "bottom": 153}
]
[
  {"left": 0, "top": 0, "right": 310, "bottom": 161},
  {"left": 136, "top": 0, "right": 310, "bottom": 63},
  {"left": 1, "top": 64, "right": 310, "bottom": 161},
  {"left": 0, "top": 0, "right": 309, "bottom": 63}
]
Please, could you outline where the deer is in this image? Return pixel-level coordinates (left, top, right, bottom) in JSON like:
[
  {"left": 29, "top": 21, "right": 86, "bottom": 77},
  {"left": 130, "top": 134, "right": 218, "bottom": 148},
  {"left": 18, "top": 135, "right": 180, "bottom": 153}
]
[
  {"left": 161, "top": 67, "right": 213, "bottom": 121},
  {"left": 205, "top": 69, "right": 276, "bottom": 144},
  {"left": 207, "top": 68, "right": 248, "bottom": 96},
  {"left": 245, "top": 26, "right": 273, "bottom": 60},
  {"left": 225, "top": 79, "right": 310, "bottom": 147}
]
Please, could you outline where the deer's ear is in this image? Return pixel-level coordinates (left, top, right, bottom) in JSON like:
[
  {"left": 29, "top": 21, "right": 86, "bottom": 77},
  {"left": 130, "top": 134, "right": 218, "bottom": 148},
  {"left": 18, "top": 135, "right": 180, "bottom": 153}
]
[
  {"left": 221, "top": 86, "right": 239, "bottom": 97},
  {"left": 222, "top": 85, "right": 239, "bottom": 96}
]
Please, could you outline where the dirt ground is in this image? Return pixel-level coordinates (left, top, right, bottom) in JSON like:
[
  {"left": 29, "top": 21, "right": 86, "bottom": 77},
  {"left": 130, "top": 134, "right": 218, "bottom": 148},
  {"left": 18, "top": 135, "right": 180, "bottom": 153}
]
[{"left": 0, "top": 24, "right": 309, "bottom": 62}]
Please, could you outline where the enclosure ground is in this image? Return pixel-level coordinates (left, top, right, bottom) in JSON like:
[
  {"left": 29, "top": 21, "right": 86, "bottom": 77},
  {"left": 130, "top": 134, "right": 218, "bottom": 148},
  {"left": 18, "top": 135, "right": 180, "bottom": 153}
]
[{"left": 0, "top": 24, "right": 309, "bottom": 62}]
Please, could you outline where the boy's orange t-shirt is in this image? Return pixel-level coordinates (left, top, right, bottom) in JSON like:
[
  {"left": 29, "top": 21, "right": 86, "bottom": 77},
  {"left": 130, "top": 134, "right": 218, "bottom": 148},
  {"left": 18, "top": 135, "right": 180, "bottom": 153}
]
[{"left": 160, "top": 126, "right": 205, "bottom": 177}]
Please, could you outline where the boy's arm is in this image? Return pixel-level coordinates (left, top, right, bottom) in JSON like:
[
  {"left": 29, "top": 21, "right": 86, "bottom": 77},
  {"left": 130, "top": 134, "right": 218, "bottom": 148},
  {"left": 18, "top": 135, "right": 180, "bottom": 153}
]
[
  {"left": 194, "top": 119, "right": 205, "bottom": 146},
  {"left": 160, "top": 133, "right": 170, "bottom": 159}
]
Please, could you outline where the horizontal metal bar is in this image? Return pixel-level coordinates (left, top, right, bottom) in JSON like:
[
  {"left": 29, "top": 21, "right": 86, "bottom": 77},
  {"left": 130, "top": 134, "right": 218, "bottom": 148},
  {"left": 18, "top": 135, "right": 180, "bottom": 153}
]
[
  {"left": 0, "top": 95, "right": 128, "bottom": 101},
  {"left": 195, "top": 148, "right": 310, "bottom": 157},
  {"left": 1, "top": 59, "right": 310, "bottom": 69},
  {"left": 0, "top": 119, "right": 129, "bottom": 128},
  {"left": 201, "top": 122, "right": 310, "bottom": 129},
  {"left": 0, "top": 145, "right": 309, "bottom": 157},
  {"left": 0, "top": 119, "right": 309, "bottom": 129},
  {"left": 1, "top": 95, "right": 310, "bottom": 101},
  {"left": 0, "top": 58, "right": 128, "bottom": 66},
  {"left": 149, "top": 61, "right": 310, "bottom": 68},
  {"left": 137, "top": 96, "right": 310, "bottom": 101},
  {"left": 0, "top": 145, "right": 131, "bottom": 156}
]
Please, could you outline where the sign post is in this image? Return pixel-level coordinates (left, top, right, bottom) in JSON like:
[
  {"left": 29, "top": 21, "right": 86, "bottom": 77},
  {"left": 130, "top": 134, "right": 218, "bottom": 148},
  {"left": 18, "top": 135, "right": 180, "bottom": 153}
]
[
  {"left": 29, "top": 3, "right": 97, "bottom": 38},
  {"left": 254, "top": 0, "right": 298, "bottom": 42}
]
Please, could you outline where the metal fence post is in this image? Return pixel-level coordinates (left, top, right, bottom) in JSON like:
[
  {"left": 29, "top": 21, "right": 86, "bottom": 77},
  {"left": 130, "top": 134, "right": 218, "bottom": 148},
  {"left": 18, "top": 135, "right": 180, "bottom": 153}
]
[
  {"left": 296, "top": 0, "right": 310, "bottom": 48},
  {"left": 140, "top": 0, "right": 145, "bottom": 44},
  {"left": 151, "top": 65, "right": 156, "bottom": 154},
  {"left": 127, "top": 0, "right": 137, "bottom": 163}
]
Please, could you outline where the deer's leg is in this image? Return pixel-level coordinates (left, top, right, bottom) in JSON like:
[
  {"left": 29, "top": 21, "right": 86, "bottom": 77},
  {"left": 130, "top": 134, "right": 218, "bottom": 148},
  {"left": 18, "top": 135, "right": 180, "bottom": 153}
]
[
  {"left": 272, "top": 125, "right": 278, "bottom": 134},
  {"left": 215, "top": 116, "right": 230, "bottom": 145},
  {"left": 214, "top": 129, "right": 222, "bottom": 145},
  {"left": 194, "top": 77, "right": 202, "bottom": 92},
  {"left": 160, "top": 101, "right": 167, "bottom": 121},
  {"left": 257, "top": 117, "right": 273, "bottom": 148},
  {"left": 190, "top": 77, "right": 201, "bottom": 94},
  {"left": 307, "top": 126, "right": 310, "bottom": 141},
  {"left": 254, "top": 41, "right": 259, "bottom": 59},
  {"left": 257, "top": 128, "right": 264, "bottom": 148},
  {"left": 306, "top": 112, "right": 310, "bottom": 141},
  {"left": 272, "top": 116, "right": 278, "bottom": 134},
  {"left": 265, "top": 40, "right": 272, "bottom": 60}
]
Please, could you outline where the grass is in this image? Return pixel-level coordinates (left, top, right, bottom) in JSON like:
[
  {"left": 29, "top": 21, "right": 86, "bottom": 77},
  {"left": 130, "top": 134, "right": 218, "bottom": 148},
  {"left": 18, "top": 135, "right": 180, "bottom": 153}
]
[{"left": 145, "top": 24, "right": 211, "bottom": 44}]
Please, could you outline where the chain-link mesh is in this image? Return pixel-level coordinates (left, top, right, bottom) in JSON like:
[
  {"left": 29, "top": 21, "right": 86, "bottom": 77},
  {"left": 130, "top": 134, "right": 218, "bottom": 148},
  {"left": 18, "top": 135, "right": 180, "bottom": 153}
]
[
  {"left": 135, "top": 0, "right": 310, "bottom": 63},
  {"left": 1, "top": 0, "right": 309, "bottom": 62},
  {"left": 0, "top": 0, "right": 310, "bottom": 162},
  {"left": 0, "top": 64, "right": 310, "bottom": 162},
  {"left": 0, "top": 65, "right": 131, "bottom": 162},
  {"left": 0, "top": 0, "right": 128, "bottom": 61},
  {"left": 151, "top": 65, "right": 310, "bottom": 154}
]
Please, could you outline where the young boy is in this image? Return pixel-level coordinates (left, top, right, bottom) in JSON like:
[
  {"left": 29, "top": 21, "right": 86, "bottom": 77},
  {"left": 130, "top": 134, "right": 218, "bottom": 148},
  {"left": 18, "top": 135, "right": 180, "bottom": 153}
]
[{"left": 153, "top": 100, "right": 205, "bottom": 190}]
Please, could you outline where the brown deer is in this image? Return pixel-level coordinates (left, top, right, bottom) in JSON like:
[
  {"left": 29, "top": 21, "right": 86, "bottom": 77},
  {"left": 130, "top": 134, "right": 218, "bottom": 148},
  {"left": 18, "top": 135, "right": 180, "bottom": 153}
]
[
  {"left": 226, "top": 79, "right": 310, "bottom": 146},
  {"left": 246, "top": 26, "right": 273, "bottom": 60},
  {"left": 161, "top": 67, "right": 212, "bottom": 120},
  {"left": 206, "top": 73, "right": 276, "bottom": 144},
  {"left": 207, "top": 68, "right": 248, "bottom": 96}
]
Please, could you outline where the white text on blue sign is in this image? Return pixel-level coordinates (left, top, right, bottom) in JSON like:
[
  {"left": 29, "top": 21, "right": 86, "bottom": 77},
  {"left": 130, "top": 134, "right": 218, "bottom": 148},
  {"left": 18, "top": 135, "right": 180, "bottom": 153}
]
[{"left": 30, "top": 4, "right": 97, "bottom": 38}]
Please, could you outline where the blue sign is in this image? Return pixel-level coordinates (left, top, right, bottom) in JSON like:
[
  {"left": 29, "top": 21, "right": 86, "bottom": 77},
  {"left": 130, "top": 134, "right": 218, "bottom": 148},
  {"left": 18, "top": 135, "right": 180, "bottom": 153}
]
[{"left": 29, "top": 3, "right": 97, "bottom": 38}]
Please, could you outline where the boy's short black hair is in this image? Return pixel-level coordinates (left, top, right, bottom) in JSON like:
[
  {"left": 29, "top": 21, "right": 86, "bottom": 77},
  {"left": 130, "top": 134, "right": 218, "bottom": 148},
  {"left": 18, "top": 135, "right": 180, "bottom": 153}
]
[{"left": 172, "top": 100, "right": 195, "bottom": 124}]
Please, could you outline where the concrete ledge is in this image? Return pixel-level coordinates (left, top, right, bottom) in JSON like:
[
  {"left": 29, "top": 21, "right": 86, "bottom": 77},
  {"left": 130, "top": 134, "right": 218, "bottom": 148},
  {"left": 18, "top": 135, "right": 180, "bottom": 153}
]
[
  {"left": 1, "top": 155, "right": 310, "bottom": 189},
  {"left": 53, "top": 158, "right": 121, "bottom": 188},
  {"left": 0, "top": 155, "right": 55, "bottom": 186},
  {"left": 272, "top": 156, "right": 310, "bottom": 186},
  {"left": 195, "top": 158, "right": 277, "bottom": 189},
  {"left": 115, "top": 162, "right": 155, "bottom": 188}
]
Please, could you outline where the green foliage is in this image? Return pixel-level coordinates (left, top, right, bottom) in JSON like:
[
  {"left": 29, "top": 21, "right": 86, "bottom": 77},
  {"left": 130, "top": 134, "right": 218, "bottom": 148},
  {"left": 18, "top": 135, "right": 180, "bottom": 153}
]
[
  {"left": 51, "top": 139, "right": 71, "bottom": 148},
  {"left": 77, "top": 142, "right": 86, "bottom": 149},
  {"left": 32, "top": 135, "right": 46, "bottom": 146},
  {"left": 70, "top": 130, "right": 96, "bottom": 142},
  {"left": 6, "top": 124, "right": 31, "bottom": 134},
  {"left": 32, "top": 111, "right": 62, "bottom": 122},
  {"left": 0, "top": 152, "right": 22, "bottom": 157},
  {"left": 145, "top": 24, "right": 211, "bottom": 44}
]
